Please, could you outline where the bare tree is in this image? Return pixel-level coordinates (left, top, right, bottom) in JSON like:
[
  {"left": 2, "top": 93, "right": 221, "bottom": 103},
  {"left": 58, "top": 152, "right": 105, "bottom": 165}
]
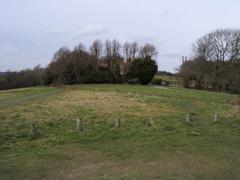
[
  {"left": 104, "top": 40, "right": 122, "bottom": 74},
  {"left": 130, "top": 42, "right": 138, "bottom": 59},
  {"left": 179, "top": 28, "right": 240, "bottom": 93},
  {"left": 112, "top": 39, "right": 121, "bottom": 58},
  {"left": 123, "top": 42, "right": 131, "bottom": 61},
  {"left": 193, "top": 29, "right": 240, "bottom": 62},
  {"left": 193, "top": 34, "right": 214, "bottom": 61},
  {"left": 139, "top": 43, "right": 158, "bottom": 58},
  {"left": 105, "top": 40, "right": 112, "bottom": 71},
  {"left": 74, "top": 43, "right": 86, "bottom": 53},
  {"left": 229, "top": 30, "right": 240, "bottom": 62},
  {"left": 211, "top": 29, "right": 231, "bottom": 61},
  {"left": 90, "top": 39, "right": 103, "bottom": 58},
  {"left": 51, "top": 47, "right": 71, "bottom": 83},
  {"left": 105, "top": 40, "right": 112, "bottom": 58},
  {"left": 112, "top": 40, "right": 121, "bottom": 75},
  {"left": 53, "top": 47, "right": 71, "bottom": 62}
]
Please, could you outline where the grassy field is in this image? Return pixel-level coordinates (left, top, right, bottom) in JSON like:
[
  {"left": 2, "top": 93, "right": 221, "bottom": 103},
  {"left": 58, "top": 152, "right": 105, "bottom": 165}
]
[
  {"left": 0, "top": 85, "right": 240, "bottom": 179},
  {"left": 153, "top": 74, "right": 179, "bottom": 85}
]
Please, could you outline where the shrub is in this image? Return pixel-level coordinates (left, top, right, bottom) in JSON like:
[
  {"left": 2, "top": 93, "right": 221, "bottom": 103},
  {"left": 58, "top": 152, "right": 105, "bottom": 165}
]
[{"left": 127, "top": 56, "right": 157, "bottom": 85}]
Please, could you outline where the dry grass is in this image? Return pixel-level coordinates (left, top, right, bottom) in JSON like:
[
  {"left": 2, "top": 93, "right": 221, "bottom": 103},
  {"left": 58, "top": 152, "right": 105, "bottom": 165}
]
[{"left": 15, "top": 90, "right": 174, "bottom": 123}]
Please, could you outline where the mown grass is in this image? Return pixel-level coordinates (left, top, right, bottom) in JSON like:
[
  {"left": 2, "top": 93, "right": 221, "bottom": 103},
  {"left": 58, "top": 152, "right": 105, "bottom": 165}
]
[{"left": 0, "top": 85, "right": 239, "bottom": 179}]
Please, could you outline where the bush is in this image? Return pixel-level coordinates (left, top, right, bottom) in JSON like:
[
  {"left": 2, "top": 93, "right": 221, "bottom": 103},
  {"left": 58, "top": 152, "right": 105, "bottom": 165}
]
[{"left": 127, "top": 56, "right": 157, "bottom": 85}]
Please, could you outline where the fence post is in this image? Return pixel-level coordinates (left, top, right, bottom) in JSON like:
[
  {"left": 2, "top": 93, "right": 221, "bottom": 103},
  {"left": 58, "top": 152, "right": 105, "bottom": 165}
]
[
  {"left": 185, "top": 114, "right": 190, "bottom": 123},
  {"left": 237, "top": 103, "right": 240, "bottom": 119},
  {"left": 76, "top": 118, "right": 83, "bottom": 132},
  {"left": 148, "top": 117, "right": 154, "bottom": 127},
  {"left": 31, "top": 123, "right": 38, "bottom": 137},
  {"left": 214, "top": 113, "right": 218, "bottom": 122},
  {"left": 115, "top": 117, "right": 121, "bottom": 128}
]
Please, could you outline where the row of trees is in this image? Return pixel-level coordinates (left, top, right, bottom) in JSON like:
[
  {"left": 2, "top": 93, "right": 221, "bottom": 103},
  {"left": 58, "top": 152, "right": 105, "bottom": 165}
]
[
  {"left": 179, "top": 29, "right": 240, "bottom": 94},
  {"left": 45, "top": 40, "right": 158, "bottom": 85},
  {"left": 0, "top": 40, "right": 158, "bottom": 90},
  {"left": 0, "top": 65, "right": 45, "bottom": 90}
]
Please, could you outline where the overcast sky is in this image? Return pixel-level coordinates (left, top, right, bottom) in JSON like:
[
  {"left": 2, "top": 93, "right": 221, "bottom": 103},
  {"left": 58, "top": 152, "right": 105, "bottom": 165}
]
[{"left": 1, "top": 0, "right": 240, "bottom": 72}]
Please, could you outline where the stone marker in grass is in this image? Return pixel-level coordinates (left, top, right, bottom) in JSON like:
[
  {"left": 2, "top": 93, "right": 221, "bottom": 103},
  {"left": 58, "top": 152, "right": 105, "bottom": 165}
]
[
  {"left": 115, "top": 117, "right": 121, "bottom": 128},
  {"left": 185, "top": 114, "right": 190, "bottom": 123},
  {"left": 31, "top": 123, "right": 38, "bottom": 138},
  {"left": 148, "top": 117, "right": 154, "bottom": 127},
  {"left": 76, "top": 118, "right": 83, "bottom": 132},
  {"left": 236, "top": 105, "right": 240, "bottom": 119},
  {"left": 214, "top": 113, "right": 218, "bottom": 123},
  {"left": 188, "top": 131, "right": 201, "bottom": 136}
]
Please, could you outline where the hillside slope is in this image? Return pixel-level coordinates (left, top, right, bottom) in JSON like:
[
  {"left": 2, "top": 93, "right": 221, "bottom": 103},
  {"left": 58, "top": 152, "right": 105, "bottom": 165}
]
[{"left": 0, "top": 85, "right": 239, "bottom": 179}]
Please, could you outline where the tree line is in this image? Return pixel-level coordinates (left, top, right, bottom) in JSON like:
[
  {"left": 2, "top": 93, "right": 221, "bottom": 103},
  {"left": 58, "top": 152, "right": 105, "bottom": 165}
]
[
  {"left": 179, "top": 28, "right": 240, "bottom": 94},
  {"left": 0, "top": 65, "right": 45, "bottom": 90},
  {"left": 0, "top": 40, "right": 158, "bottom": 90}
]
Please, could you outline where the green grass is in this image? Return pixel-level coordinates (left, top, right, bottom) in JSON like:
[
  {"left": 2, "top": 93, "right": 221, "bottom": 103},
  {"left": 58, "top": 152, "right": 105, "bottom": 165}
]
[
  {"left": 0, "top": 85, "right": 239, "bottom": 179},
  {"left": 153, "top": 74, "right": 179, "bottom": 84}
]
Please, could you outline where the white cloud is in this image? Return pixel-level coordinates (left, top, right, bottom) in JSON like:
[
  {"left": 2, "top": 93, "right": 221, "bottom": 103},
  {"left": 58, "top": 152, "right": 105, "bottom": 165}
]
[
  {"left": 46, "top": 27, "right": 66, "bottom": 34},
  {"left": 0, "top": 44, "right": 19, "bottom": 54},
  {"left": 160, "top": 10, "right": 169, "bottom": 18},
  {"left": 74, "top": 25, "right": 108, "bottom": 37}
]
